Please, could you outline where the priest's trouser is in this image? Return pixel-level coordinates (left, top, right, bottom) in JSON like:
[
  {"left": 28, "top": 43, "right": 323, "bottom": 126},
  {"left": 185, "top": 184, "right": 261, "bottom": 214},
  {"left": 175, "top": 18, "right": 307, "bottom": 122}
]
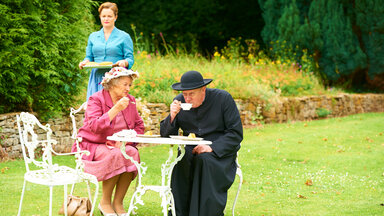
[{"left": 170, "top": 145, "right": 237, "bottom": 216}]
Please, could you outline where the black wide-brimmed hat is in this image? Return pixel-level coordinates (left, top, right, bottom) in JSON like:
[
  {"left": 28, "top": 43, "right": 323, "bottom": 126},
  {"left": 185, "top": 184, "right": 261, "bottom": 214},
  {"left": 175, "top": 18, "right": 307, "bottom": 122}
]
[{"left": 171, "top": 71, "right": 213, "bottom": 91}]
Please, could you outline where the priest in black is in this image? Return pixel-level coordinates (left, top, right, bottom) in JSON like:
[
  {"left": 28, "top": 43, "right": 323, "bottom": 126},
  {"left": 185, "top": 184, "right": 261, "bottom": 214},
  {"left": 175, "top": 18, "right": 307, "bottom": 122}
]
[{"left": 160, "top": 70, "right": 243, "bottom": 216}]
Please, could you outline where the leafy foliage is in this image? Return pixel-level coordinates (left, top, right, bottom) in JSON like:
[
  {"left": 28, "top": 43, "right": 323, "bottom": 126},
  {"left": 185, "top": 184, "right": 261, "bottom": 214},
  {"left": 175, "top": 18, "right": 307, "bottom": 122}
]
[
  {"left": 113, "top": 0, "right": 264, "bottom": 54},
  {"left": 308, "top": 0, "right": 366, "bottom": 82},
  {"left": 316, "top": 107, "right": 332, "bottom": 118},
  {"left": 126, "top": 49, "right": 332, "bottom": 109},
  {"left": 355, "top": 1, "right": 384, "bottom": 79},
  {"left": 258, "top": 0, "right": 384, "bottom": 90},
  {"left": 0, "top": 0, "right": 97, "bottom": 119}
]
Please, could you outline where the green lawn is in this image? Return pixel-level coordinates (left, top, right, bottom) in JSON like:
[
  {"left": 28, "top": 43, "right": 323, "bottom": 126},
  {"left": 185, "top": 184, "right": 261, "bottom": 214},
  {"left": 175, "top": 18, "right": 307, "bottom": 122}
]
[{"left": 1, "top": 113, "right": 384, "bottom": 215}]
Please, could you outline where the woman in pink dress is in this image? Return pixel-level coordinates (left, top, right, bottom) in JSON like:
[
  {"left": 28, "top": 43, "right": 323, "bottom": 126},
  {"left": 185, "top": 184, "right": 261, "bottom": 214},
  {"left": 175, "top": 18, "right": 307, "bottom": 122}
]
[{"left": 72, "top": 67, "right": 144, "bottom": 216}]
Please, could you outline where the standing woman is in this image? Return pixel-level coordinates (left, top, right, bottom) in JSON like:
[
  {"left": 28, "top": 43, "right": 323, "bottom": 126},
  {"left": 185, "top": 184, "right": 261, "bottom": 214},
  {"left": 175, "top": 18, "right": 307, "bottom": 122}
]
[{"left": 79, "top": 2, "right": 134, "bottom": 100}]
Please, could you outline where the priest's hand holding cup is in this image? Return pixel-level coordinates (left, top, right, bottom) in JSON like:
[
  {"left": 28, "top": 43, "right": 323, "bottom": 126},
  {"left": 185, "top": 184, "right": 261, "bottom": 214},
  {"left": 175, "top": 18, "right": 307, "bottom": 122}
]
[{"left": 170, "top": 100, "right": 181, "bottom": 123}]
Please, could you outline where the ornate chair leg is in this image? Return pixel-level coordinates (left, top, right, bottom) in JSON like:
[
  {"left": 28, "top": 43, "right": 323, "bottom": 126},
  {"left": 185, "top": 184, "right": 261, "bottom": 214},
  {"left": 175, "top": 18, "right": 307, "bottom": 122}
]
[
  {"left": 17, "top": 180, "right": 27, "bottom": 216},
  {"left": 168, "top": 189, "right": 176, "bottom": 216},
  {"left": 70, "top": 183, "right": 75, "bottom": 195},
  {"left": 160, "top": 191, "right": 167, "bottom": 216},
  {"left": 64, "top": 184, "right": 68, "bottom": 216},
  {"left": 49, "top": 186, "right": 53, "bottom": 216},
  {"left": 232, "top": 169, "right": 243, "bottom": 216},
  {"left": 89, "top": 178, "right": 99, "bottom": 216},
  {"left": 86, "top": 181, "right": 91, "bottom": 202},
  {"left": 127, "top": 190, "right": 140, "bottom": 215}
]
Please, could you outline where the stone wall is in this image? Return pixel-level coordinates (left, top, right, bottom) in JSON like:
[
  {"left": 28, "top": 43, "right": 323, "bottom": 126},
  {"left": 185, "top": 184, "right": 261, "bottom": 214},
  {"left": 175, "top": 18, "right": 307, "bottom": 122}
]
[
  {"left": 260, "top": 93, "right": 384, "bottom": 123},
  {"left": 0, "top": 112, "right": 81, "bottom": 159},
  {"left": 1, "top": 93, "right": 383, "bottom": 160}
]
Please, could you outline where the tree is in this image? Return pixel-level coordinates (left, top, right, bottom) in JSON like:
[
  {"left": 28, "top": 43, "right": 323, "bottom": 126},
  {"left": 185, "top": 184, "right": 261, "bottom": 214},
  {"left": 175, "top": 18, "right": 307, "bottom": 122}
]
[
  {"left": 259, "top": 0, "right": 384, "bottom": 90},
  {"left": 314, "top": 1, "right": 366, "bottom": 82},
  {"left": 113, "top": 0, "right": 264, "bottom": 54},
  {"left": 0, "top": 0, "right": 97, "bottom": 119},
  {"left": 259, "top": 0, "right": 289, "bottom": 44},
  {"left": 355, "top": 1, "right": 384, "bottom": 88}
]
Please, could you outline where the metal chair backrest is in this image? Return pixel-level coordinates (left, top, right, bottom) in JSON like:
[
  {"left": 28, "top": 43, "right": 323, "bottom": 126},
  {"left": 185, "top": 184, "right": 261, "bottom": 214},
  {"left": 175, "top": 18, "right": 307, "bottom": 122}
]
[
  {"left": 69, "top": 102, "right": 88, "bottom": 171},
  {"left": 70, "top": 102, "right": 87, "bottom": 140},
  {"left": 17, "top": 112, "right": 56, "bottom": 172}
]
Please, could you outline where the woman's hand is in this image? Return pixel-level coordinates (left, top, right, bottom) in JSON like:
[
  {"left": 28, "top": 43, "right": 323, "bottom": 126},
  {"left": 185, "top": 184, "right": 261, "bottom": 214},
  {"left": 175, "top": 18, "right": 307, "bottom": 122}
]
[
  {"left": 79, "top": 60, "right": 90, "bottom": 69},
  {"left": 115, "top": 96, "right": 130, "bottom": 112},
  {"left": 114, "top": 141, "right": 123, "bottom": 148},
  {"left": 170, "top": 100, "right": 181, "bottom": 123},
  {"left": 108, "top": 96, "right": 131, "bottom": 121},
  {"left": 116, "top": 60, "right": 128, "bottom": 68}
]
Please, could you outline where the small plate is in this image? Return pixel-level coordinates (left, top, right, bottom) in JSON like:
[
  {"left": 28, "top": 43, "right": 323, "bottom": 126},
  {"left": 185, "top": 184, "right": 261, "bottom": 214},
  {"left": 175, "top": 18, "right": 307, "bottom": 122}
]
[
  {"left": 137, "top": 134, "right": 161, "bottom": 138},
  {"left": 169, "top": 135, "right": 204, "bottom": 141},
  {"left": 115, "top": 129, "right": 137, "bottom": 137},
  {"left": 115, "top": 134, "right": 135, "bottom": 138}
]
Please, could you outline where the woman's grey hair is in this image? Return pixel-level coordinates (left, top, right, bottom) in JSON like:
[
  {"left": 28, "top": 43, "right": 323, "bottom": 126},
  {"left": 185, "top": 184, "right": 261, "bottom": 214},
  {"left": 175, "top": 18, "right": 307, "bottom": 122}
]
[{"left": 102, "top": 75, "right": 133, "bottom": 90}]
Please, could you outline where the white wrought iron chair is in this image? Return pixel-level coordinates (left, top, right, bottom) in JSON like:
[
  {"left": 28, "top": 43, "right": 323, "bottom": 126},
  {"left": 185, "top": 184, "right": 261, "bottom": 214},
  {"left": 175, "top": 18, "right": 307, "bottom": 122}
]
[
  {"left": 231, "top": 152, "right": 243, "bottom": 216},
  {"left": 17, "top": 111, "right": 98, "bottom": 216},
  {"left": 69, "top": 102, "right": 99, "bottom": 211}
]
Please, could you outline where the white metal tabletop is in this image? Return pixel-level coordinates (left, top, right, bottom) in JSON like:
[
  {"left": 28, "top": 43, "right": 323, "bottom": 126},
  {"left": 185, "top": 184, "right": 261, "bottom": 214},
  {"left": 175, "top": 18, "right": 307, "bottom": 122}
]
[{"left": 107, "top": 135, "right": 212, "bottom": 145}]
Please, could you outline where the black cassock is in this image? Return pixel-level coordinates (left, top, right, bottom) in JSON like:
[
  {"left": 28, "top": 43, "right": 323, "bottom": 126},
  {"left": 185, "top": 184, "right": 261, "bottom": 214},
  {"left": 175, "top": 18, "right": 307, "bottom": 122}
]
[{"left": 160, "top": 88, "right": 243, "bottom": 216}]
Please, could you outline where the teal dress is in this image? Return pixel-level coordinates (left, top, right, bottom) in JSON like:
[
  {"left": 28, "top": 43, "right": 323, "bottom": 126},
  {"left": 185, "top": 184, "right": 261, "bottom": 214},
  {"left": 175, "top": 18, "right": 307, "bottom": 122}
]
[{"left": 84, "top": 27, "right": 134, "bottom": 99}]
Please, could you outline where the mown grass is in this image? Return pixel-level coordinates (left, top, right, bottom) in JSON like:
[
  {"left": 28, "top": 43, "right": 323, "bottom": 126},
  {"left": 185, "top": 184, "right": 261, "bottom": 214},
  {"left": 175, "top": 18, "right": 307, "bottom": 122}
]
[{"left": 1, "top": 112, "right": 383, "bottom": 215}]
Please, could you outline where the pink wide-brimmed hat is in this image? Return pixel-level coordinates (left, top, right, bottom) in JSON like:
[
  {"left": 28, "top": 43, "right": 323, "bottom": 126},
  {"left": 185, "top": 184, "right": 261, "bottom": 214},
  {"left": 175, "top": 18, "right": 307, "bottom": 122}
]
[{"left": 101, "top": 67, "right": 139, "bottom": 85}]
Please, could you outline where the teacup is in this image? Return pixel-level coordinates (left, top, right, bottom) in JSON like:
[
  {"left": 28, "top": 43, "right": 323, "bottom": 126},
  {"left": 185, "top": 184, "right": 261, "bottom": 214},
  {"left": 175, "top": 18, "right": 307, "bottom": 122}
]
[{"left": 180, "top": 103, "right": 192, "bottom": 110}]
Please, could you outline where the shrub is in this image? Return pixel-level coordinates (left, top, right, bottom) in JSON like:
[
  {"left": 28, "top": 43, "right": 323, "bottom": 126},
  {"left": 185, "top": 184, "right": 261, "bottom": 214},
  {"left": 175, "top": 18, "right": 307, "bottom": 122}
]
[
  {"left": 0, "top": 0, "right": 97, "bottom": 119},
  {"left": 316, "top": 108, "right": 332, "bottom": 118},
  {"left": 280, "top": 79, "right": 313, "bottom": 96}
]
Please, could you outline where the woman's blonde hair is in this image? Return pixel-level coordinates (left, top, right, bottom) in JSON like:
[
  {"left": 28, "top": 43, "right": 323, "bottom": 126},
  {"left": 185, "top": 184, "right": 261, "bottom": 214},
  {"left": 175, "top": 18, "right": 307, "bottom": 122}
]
[{"left": 98, "top": 2, "right": 118, "bottom": 17}]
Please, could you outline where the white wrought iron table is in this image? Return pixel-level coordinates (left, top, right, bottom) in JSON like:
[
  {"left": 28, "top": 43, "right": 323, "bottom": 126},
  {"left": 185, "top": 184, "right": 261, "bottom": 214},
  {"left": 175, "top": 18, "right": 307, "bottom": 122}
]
[{"left": 107, "top": 135, "right": 212, "bottom": 216}]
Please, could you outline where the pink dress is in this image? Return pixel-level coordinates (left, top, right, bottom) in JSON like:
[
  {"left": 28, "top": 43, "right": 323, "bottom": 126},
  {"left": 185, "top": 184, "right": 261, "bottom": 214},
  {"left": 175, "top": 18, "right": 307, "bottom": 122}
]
[
  {"left": 71, "top": 89, "right": 145, "bottom": 182},
  {"left": 83, "top": 112, "right": 140, "bottom": 181}
]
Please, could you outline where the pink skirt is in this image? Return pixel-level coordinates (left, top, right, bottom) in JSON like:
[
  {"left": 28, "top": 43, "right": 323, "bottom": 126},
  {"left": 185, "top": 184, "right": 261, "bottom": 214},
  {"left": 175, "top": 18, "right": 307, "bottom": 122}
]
[{"left": 83, "top": 144, "right": 140, "bottom": 181}]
